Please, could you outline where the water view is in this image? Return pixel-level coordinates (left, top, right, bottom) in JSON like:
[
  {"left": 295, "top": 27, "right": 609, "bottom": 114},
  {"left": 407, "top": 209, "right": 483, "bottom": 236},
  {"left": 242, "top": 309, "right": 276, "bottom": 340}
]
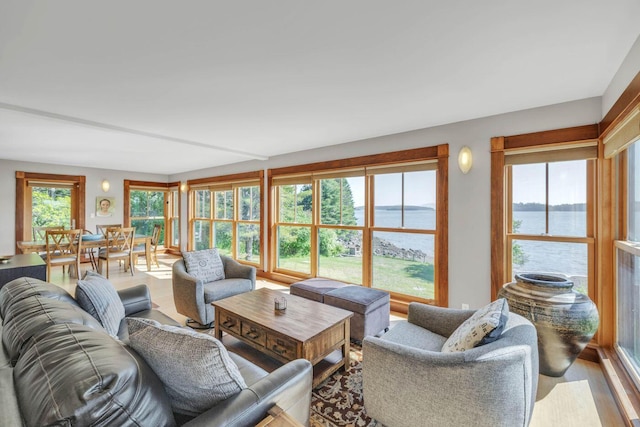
[{"left": 356, "top": 208, "right": 588, "bottom": 284}]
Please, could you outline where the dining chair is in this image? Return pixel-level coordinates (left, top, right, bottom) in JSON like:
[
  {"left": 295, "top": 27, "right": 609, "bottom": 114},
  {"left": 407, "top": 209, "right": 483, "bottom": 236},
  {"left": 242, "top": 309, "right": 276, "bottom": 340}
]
[
  {"left": 33, "top": 225, "right": 65, "bottom": 241},
  {"left": 45, "top": 229, "right": 83, "bottom": 281},
  {"left": 133, "top": 224, "right": 162, "bottom": 268},
  {"left": 96, "top": 223, "right": 122, "bottom": 237},
  {"left": 98, "top": 227, "right": 135, "bottom": 278}
]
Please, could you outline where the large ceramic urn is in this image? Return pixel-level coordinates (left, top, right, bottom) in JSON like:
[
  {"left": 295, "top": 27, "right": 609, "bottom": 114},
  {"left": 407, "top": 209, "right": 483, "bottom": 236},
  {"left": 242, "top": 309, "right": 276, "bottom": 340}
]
[{"left": 498, "top": 273, "right": 599, "bottom": 377}]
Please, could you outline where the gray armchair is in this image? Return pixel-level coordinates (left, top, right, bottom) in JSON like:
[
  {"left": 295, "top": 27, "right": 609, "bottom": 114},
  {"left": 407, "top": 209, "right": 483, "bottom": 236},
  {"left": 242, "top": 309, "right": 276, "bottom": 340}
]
[
  {"left": 172, "top": 255, "right": 256, "bottom": 328},
  {"left": 362, "top": 302, "right": 539, "bottom": 427}
]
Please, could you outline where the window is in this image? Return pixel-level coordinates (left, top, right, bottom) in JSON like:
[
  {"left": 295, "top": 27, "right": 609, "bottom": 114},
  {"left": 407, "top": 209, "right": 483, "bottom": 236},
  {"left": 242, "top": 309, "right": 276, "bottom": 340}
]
[
  {"left": 270, "top": 145, "right": 448, "bottom": 307},
  {"left": 130, "top": 189, "right": 165, "bottom": 244},
  {"left": 490, "top": 127, "right": 599, "bottom": 311},
  {"left": 608, "top": 106, "right": 640, "bottom": 390},
  {"left": 168, "top": 188, "right": 180, "bottom": 249},
  {"left": 188, "top": 172, "right": 263, "bottom": 266},
  {"left": 370, "top": 168, "right": 436, "bottom": 299},
  {"left": 15, "top": 172, "right": 85, "bottom": 246},
  {"left": 124, "top": 180, "right": 180, "bottom": 251}
]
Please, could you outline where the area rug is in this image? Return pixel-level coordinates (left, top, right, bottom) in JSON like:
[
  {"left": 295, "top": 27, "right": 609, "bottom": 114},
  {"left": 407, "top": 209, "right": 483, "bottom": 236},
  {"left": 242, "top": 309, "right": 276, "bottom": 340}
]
[{"left": 310, "top": 344, "right": 381, "bottom": 427}]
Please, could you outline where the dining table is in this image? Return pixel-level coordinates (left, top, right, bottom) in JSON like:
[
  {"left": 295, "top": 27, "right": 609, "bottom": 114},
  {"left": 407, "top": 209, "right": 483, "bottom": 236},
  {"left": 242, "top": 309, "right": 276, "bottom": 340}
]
[{"left": 17, "top": 234, "right": 153, "bottom": 272}]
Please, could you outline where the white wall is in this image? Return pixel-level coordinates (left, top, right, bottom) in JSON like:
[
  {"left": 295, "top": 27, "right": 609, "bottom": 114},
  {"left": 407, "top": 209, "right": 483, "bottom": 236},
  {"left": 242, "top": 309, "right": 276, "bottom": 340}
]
[
  {"left": 170, "top": 97, "right": 603, "bottom": 309},
  {"left": 0, "top": 159, "right": 167, "bottom": 254}
]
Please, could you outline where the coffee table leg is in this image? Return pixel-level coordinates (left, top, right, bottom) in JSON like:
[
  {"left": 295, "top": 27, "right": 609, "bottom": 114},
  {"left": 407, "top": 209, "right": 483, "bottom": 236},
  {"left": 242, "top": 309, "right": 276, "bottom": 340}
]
[
  {"left": 214, "top": 309, "right": 222, "bottom": 340},
  {"left": 343, "top": 318, "right": 350, "bottom": 373}
]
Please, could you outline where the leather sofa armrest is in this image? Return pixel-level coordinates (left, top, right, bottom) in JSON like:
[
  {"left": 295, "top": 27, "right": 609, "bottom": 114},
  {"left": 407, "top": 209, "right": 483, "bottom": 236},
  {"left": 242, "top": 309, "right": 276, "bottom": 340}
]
[
  {"left": 182, "top": 359, "right": 312, "bottom": 427},
  {"left": 117, "top": 284, "right": 152, "bottom": 316}
]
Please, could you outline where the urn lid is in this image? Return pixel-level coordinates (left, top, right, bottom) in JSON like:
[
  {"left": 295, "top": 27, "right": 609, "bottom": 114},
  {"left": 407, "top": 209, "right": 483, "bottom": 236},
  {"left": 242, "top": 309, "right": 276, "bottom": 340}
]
[{"left": 514, "top": 273, "right": 574, "bottom": 289}]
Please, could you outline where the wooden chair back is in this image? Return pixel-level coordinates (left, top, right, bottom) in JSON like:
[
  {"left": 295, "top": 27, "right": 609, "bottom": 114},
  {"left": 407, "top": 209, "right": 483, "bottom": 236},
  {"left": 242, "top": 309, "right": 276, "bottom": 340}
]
[
  {"left": 96, "top": 223, "right": 122, "bottom": 237},
  {"left": 33, "top": 226, "right": 64, "bottom": 241},
  {"left": 105, "top": 227, "right": 135, "bottom": 253},
  {"left": 44, "top": 229, "right": 82, "bottom": 280}
]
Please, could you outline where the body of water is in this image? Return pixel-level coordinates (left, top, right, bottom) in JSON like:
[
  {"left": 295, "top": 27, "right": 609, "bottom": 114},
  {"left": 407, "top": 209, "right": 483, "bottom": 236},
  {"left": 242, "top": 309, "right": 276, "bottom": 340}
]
[{"left": 354, "top": 209, "right": 588, "bottom": 282}]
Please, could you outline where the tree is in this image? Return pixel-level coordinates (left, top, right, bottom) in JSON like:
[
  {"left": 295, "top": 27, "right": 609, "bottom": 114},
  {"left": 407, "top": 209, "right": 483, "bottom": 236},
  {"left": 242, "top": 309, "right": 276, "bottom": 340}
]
[
  {"left": 512, "top": 219, "right": 528, "bottom": 266},
  {"left": 32, "top": 187, "right": 71, "bottom": 228}
]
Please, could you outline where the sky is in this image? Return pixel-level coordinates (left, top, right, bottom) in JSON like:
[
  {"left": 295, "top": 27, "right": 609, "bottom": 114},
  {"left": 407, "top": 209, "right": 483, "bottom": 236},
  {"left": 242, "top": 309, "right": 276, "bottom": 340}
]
[
  {"left": 512, "top": 160, "right": 587, "bottom": 205},
  {"left": 346, "top": 170, "right": 436, "bottom": 207}
]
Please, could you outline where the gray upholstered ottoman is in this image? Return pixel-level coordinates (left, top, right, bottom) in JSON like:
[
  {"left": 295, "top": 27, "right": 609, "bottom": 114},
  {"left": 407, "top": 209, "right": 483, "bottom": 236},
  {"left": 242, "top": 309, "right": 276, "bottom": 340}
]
[
  {"left": 324, "top": 286, "right": 390, "bottom": 342},
  {"left": 289, "top": 277, "right": 349, "bottom": 303}
]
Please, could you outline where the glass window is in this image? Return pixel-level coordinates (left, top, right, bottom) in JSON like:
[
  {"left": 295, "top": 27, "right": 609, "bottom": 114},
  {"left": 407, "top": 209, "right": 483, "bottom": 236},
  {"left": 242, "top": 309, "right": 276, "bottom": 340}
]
[
  {"left": 188, "top": 180, "right": 261, "bottom": 265},
  {"left": 31, "top": 186, "right": 72, "bottom": 231},
  {"left": 509, "top": 159, "right": 592, "bottom": 290},
  {"left": 370, "top": 170, "right": 436, "bottom": 298},
  {"left": 277, "top": 225, "right": 311, "bottom": 274},
  {"left": 130, "top": 190, "right": 165, "bottom": 244}
]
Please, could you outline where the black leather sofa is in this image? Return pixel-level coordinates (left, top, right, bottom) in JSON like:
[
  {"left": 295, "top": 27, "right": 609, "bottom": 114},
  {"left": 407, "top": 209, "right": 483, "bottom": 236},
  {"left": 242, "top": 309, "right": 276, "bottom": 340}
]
[{"left": 0, "top": 277, "right": 312, "bottom": 426}]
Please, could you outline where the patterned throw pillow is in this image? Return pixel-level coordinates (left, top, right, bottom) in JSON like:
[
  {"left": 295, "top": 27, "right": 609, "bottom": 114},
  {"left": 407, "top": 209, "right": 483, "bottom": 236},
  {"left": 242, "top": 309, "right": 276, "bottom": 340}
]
[
  {"left": 182, "top": 248, "right": 225, "bottom": 283},
  {"left": 126, "top": 317, "right": 247, "bottom": 416},
  {"left": 75, "top": 270, "right": 125, "bottom": 337},
  {"left": 441, "top": 298, "right": 509, "bottom": 353}
]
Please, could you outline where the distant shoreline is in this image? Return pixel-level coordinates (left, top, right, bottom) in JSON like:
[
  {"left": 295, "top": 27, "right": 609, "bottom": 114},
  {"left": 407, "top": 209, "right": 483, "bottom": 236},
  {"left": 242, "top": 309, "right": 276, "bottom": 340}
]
[{"left": 354, "top": 205, "right": 434, "bottom": 211}]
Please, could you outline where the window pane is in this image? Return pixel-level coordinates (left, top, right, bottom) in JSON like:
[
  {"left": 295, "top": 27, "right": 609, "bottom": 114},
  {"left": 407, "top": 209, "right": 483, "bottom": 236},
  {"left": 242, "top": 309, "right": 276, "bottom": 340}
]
[
  {"left": 512, "top": 163, "right": 546, "bottom": 235},
  {"left": 278, "top": 184, "right": 312, "bottom": 224},
  {"left": 374, "top": 174, "right": 402, "bottom": 227},
  {"left": 511, "top": 239, "right": 588, "bottom": 294},
  {"left": 240, "top": 186, "right": 260, "bottom": 221},
  {"left": 193, "top": 220, "right": 210, "bottom": 250},
  {"left": 172, "top": 218, "right": 179, "bottom": 246},
  {"left": 320, "top": 178, "right": 361, "bottom": 226},
  {"left": 195, "top": 190, "right": 211, "bottom": 218},
  {"left": 31, "top": 187, "right": 71, "bottom": 229},
  {"left": 213, "top": 221, "right": 232, "bottom": 255},
  {"left": 237, "top": 223, "right": 260, "bottom": 263},
  {"left": 548, "top": 161, "right": 586, "bottom": 236},
  {"left": 172, "top": 190, "right": 179, "bottom": 217},
  {"left": 276, "top": 225, "right": 311, "bottom": 274},
  {"left": 345, "top": 177, "right": 364, "bottom": 226},
  {"left": 629, "top": 144, "right": 640, "bottom": 242},
  {"left": 617, "top": 249, "right": 640, "bottom": 388},
  {"left": 130, "top": 191, "right": 148, "bottom": 217},
  {"left": 148, "top": 191, "right": 165, "bottom": 217},
  {"left": 318, "top": 228, "right": 362, "bottom": 284},
  {"left": 372, "top": 231, "right": 434, "bottom": 299},
  {"left": 215, "top": 191, "right": 233, "bottom": 220},
  {"left": 404, "top": 170, "right": 436, "bottom": 230}
]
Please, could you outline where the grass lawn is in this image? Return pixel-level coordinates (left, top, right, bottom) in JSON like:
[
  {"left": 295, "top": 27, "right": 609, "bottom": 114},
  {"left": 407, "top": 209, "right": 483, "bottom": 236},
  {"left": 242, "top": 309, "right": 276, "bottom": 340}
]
[{"left": 278, "top": 254, "right": 434, "bottom": 300}]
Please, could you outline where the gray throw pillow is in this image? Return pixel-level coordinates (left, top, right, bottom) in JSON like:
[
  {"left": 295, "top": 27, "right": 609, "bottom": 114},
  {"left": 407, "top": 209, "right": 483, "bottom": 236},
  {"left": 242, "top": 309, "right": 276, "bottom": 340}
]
[
  {"left": 441, "top": 298, "right": 509, "bottom": 352},
  {"left": 182, "top": 248, "right": 225, "bottom": 283},
  {"left": 75, "top": 270, "right": 125, "bottom": 337},
  {"left": 126, "top": 317, "right": 247, "bottom": 416}
]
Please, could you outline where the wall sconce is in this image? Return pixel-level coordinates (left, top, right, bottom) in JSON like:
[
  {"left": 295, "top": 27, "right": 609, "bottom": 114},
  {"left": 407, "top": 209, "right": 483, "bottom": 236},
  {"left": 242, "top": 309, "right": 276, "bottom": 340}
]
[
  {"left": 101, "top": 179, "right": 110, "bottom": 192},
  {"left": 180, "top": 182, "right": 188, "bottom": 193},
  {"left": 458, "top": 146, "right": 473, "bottom": 174}
]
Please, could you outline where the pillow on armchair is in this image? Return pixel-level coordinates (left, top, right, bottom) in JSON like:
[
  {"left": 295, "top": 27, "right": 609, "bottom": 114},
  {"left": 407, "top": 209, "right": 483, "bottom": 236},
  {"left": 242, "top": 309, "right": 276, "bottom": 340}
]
[
  {"left": 441, "top": 298, "right": 509, "bottom": 353},
  {"left": 182, "top": 248, "right": 225, "bottom": 283}
]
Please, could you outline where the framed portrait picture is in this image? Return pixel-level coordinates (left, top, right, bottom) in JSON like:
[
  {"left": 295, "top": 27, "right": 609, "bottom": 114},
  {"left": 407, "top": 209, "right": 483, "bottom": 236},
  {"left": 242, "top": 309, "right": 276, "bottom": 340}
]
[{"left": 96, "top": 197, "right": 116, "bottom": 217}]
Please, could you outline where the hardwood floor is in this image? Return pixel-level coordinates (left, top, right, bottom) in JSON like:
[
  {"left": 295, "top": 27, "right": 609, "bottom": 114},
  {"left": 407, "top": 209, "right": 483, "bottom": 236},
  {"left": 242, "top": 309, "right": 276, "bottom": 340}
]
[{"left": 46, "top": 254, "right": 625, "bottom": 426}]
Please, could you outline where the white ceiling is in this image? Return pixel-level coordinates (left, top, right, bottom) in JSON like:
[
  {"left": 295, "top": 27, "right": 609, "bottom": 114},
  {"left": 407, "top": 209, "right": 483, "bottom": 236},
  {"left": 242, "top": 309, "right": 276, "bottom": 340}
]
[{"left": 1, "top": 1, "right": 639, "bottom": 175}]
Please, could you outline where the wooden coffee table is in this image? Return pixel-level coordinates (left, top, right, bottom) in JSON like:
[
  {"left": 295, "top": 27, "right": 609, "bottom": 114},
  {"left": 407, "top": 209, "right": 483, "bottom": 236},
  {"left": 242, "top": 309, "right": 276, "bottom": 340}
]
[{"left": 213, "top": 288, "right": 353, "bottom": 386}]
